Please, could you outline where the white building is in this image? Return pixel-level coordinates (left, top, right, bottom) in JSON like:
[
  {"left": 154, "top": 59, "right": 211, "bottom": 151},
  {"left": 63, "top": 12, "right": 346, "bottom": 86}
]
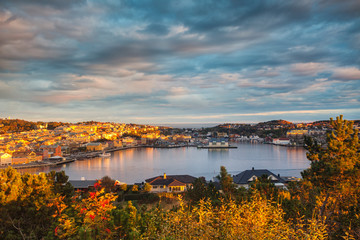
[{"left": 272, "top": 138, "right": 290, "bottom": 145}]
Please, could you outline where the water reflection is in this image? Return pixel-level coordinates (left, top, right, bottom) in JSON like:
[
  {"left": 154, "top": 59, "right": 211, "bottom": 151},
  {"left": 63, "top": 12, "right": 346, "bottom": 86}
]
[
  {"left": 208, "top": 149, "right": 230, "bottom": 161},
  {"left": 17, "top": 143, "right": 310, "bottom": 183}
]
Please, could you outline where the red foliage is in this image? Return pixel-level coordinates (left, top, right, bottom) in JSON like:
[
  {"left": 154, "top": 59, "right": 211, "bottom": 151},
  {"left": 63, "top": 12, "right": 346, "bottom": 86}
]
[{"left": 90, "top": 192, "right": 96, "bottom": 199}]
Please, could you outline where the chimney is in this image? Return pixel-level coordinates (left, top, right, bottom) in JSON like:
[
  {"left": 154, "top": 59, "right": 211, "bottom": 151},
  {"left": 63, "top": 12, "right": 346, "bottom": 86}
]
[
  {"left": 163, "top": 173, "right": 166, "bottom": 179},
  {"left": 252, "top": 167, "right": 254, "bottom": 171}
]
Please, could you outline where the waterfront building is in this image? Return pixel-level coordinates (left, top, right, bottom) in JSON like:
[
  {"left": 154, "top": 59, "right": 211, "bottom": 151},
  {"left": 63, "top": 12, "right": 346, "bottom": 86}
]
[
  {"left": 208, "top": 138, "right": 229, "bottom": 147},
  {"left": 86, "top": 142, "right": 107, "bottom": 151},
  {"left": 0, "top": 152, "right": 12, "bottom": 166},
  {"left": 272, "top": 138, "right": 290, "bottom": 145}
]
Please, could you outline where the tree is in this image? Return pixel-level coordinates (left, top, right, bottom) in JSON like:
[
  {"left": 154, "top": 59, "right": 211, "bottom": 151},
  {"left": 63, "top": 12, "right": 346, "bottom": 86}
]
[
  {"left": 249, "top": 174, "right": 278, "bottom": 200},
  {"left": 55, "top": 187, "right": 117, "bottom": 239},
  {"left": 186, "top": 177, "right": 220, "bottom": 204},
  {"left": 301, "top": 115, "right": 360, "bottom": 238},
  {"left": 131, "top": 185, "right": 139, "bottom": 193},
  {"left": 303, "top": 115, "right": 359, "bottom": 188},
  {"left": 100, "top": 176, "right": 116, "bottom": 193},
  {"left": 47, "top": 170, "right": 74, "bottom": 203},
  {"left": 217, "top": 166, "right": 235, "bottom": 198},
  {"left": 0, "top": 167, "right": 62, "bottom": 239},
  {"left": 143, "top": 183, "right": 151, "bottom": 192},
  {"left": 120, "top": 184, "right": 127, "bottom": 192}
]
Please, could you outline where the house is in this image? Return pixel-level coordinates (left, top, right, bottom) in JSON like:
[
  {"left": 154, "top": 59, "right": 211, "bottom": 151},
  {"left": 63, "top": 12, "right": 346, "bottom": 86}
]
[
  {"left": 69, "top": 180, "right": 98, "bottom": 191},
  {"left": 233, "top": 168, "right": 286, "bottom": 189},
  {"left": 145, "top": 173, "right": 197, "bottom": 193}
]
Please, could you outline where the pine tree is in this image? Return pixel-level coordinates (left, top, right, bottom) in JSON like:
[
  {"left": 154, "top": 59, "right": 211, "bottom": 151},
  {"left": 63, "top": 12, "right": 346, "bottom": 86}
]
[
  {"left": 302, "top": 115, "right": 360, "bottom": 188},
  {"left": 302, "top": 115, "right": 360, "bottom": 238}
]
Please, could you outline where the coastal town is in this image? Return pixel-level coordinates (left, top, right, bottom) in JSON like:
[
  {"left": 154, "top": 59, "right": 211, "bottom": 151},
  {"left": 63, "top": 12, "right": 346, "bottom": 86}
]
[{"left": 1, "top": 117, "right": 358, "bottom": 169}]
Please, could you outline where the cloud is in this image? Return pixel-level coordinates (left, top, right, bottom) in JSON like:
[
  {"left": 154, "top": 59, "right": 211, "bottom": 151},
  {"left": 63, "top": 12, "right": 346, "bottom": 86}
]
[
  {"left": 1, "top": 1, "right": 360, "bottom": 123},
  {"left": 332, "top": 67, "right": 360, "bottom": 80},
  {"left": 290, "top": 62, "right": 328, "bottom": 76}
]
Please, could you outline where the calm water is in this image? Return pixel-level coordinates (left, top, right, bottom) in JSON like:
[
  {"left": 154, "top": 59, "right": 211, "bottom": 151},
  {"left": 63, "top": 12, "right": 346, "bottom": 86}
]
[{"left": 19, "top": 143, "right": 310, "bottom": 183}]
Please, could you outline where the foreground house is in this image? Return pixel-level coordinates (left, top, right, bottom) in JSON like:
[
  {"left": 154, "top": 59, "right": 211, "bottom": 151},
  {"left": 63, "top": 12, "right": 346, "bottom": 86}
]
[
  {"left": 233, "top": 168, "right": 286, "bottom": 189},
  {"left": 145, "top": 173, "right": 196, "bottom": 193},
  {"left": 69, "top": 180, "right": 98, "bottom": 191}
]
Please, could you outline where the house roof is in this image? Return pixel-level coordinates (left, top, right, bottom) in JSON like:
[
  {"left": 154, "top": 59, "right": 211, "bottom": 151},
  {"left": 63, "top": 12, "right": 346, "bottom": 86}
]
[
  {"left": 145, "top": 174, "right": 196, "bottom": 185},
  {"left": 69, "top": 180, "right": 97, "bottom": 189},
  {"left": 150, "top": 178, "right": 186, "bottom": 187},
  {"left": 233, "top": 169, "right": 285, "bottom": 184}
]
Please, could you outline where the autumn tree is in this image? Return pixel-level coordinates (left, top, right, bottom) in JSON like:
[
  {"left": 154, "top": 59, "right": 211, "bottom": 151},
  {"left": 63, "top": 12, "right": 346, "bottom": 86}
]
[
  {"left": 143, "top": 182, "right": 151, "bottom": 192},
  {"left": 54, "top": 183, "right": 117, "bottom": 239},
  {"left": 301, "top": 115, "right": 360, "bottom": 238},
  {"left": 0, "top": 167, "right": 62, "bottom": 239},
  {"left": 120, "top": 184, "right": 127, "bottom": 192},
  {"left": 131, "top": 185, "right": 139, "bottom": 193}
]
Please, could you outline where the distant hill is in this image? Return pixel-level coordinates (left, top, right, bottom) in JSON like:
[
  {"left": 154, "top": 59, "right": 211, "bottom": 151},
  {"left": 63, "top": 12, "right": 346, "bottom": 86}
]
[
  {"left": 257, "top": 119, "right": 293, "bottom": 126},
  {"left": 0, "top": 119, "right": 67, "bottom": 133}
]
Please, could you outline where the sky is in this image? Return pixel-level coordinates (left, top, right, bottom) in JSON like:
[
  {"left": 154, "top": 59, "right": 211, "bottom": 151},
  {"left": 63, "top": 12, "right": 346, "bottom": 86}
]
[{"left": 1, "top": 0, "right": 360, "bottom": 125}]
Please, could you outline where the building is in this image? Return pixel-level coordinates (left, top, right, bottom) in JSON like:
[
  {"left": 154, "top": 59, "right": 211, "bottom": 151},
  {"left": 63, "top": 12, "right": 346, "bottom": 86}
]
[
  {"left": 208, "top": 138, "right": 229, "bottom": 147},
  {"left": 86, "top": 142, "right": 107, "bottom": 151},
  {"left": 145, "top": 173, "right": 197, "bottom": 193},
  {"left": 272, "top": 138, "right": 290, "bottom": 145},
  {"left": 0, "top": 153, "right": 12, "bottom": 166},
  {"left": 68, "top": 180, "right": 98, "bottom": 191},
  {"left": 233, "top": 168, "right": 286, "bottom": 189},
  {"left": 286, "top": 129, "right": 309, "bottom": 137}
]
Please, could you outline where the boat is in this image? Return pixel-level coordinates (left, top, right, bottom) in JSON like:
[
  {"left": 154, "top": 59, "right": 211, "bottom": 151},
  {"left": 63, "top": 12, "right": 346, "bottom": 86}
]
[{"left": 99, "top": 152, "right": 111, "bottom": 158}]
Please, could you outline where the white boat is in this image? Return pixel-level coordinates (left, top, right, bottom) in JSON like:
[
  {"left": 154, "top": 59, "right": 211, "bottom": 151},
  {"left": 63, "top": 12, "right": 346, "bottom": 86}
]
[{"left": 99, "top": 152, "right": 111, "bottom": 158}]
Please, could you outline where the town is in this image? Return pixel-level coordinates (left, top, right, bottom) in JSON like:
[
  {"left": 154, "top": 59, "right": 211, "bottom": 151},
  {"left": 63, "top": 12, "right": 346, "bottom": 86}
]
[{"left": 1, "top": 117, "right": 358, "bottom": 169}]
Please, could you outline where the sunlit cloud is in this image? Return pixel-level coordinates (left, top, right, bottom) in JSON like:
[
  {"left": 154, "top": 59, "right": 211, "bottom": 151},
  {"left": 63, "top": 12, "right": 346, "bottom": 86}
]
[{"left": 0, "top": 0, "right": 360, "bottom": 123}]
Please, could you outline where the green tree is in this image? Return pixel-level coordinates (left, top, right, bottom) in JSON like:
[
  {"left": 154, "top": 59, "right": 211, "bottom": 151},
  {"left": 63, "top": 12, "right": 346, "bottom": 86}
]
[
  {"left": 47, "top": 170, "right": 74, "bottom": 203},
  {"left": 217, "top": 166, "right": 235, "bottom": 198},
  {"left": 186, "top": 177, "right": 219, "bottom": 204},
  {"left": 249, "top": 174, "right": 279, "bottom": 200},
  {"left": 101, "top": 176, "right": 116, "bottom": 193}
]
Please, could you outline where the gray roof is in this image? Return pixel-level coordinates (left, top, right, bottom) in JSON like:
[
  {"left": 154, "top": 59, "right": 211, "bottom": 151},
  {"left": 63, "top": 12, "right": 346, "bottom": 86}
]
[
  {"left": 69, "top": 180, "right": 97, "bottom": 189},
  {"left": 145, "top": 175, "right": 196, "bottom": 184},
  {"left": 233, "top": 169, "right": 285, "bottom": 184}
]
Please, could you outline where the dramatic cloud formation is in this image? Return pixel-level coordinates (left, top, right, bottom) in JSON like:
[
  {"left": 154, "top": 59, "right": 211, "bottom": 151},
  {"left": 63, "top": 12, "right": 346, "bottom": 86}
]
[{"left": 0, "top": 0, "right": 359, "bottom": 124}]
